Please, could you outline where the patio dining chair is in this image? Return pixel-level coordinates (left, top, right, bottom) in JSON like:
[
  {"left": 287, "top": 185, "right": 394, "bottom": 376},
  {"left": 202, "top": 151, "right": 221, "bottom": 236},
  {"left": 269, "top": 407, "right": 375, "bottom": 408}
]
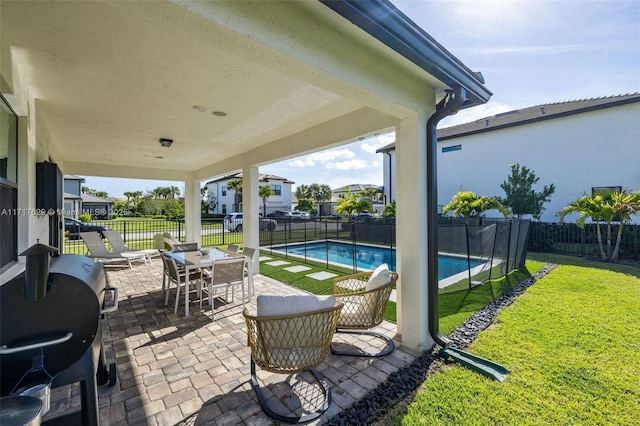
[
  {"left": 203, "top": 256, "right": 247, "bottom": 320},
  {"left": 80, "top": 231, "right": 147, "bottom": 269},
  {"left": 331, "top": 264, "right": 398, "bottom": 357},
  {"left": 243, "top": 295, "right": 343, "bottom": 423},
  {"left": 103, "top": 229, "right": 156, "bottom": 263},
  {"left": 161, "top": 253, "right": 204, "bottom": 313},
  {"left": 242, "top": 246, "right": 257, "bottom": 298},
  {"left": 225, "top": 243, "right": 240, "bottom": 254}
]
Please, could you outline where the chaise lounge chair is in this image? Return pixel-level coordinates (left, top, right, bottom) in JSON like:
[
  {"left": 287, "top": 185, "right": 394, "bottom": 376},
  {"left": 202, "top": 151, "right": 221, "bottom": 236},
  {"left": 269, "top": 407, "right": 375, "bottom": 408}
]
[
  {"left": 80, "top": 231, "right": 148, "bottom": 269},
  {"left": 103, "top": 229, "right": 156, "bottom": 262}
]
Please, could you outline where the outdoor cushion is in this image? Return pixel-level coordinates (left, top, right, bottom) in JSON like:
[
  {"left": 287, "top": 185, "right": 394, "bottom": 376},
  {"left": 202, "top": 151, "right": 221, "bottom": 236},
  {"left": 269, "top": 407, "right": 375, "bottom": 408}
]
[
  {"left": 365, "top": 263, "right": 391, "bottom": 291},
  {"left": 257, "top": 294, "right": 336, "bottom": 317}
]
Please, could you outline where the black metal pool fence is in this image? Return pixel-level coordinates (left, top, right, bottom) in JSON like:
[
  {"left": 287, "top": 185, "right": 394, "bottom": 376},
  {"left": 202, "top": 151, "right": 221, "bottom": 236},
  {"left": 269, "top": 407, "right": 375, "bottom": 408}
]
[{"left": 64, "top": 217, "right": 534, "bottom": 291}]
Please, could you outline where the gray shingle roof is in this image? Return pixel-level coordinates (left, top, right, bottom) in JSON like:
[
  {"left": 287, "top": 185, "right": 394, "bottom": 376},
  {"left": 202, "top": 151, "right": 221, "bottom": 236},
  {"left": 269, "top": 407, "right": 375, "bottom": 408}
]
[{"left": 376, "top": 93, "right": 640, "bottom": 151}]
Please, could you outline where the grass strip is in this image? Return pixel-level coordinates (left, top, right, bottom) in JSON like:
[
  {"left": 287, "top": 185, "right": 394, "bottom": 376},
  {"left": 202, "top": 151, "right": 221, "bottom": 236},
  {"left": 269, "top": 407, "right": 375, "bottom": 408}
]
[{"left": 397, "top": 256, "right": 640, "bottom": 425}]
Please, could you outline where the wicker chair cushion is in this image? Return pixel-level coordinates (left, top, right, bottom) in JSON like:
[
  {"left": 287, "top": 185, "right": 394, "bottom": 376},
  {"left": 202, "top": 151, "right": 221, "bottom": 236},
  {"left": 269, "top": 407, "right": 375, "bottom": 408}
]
[
  {"left": 337, "top": 295, "right": 369, "bottom": 327},
  {"left": 257, "top": 295, "right": 336, "bottom": 317},
  {"left": 365, "top": 263, "right": 391, "bottom": 291}
]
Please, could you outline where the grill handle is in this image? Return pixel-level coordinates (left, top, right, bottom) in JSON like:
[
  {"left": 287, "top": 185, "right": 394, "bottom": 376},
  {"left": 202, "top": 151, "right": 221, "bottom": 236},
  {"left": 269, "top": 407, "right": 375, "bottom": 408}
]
[
  {"left": 100, "top": 287, "right": 119, "bottom": 314},
  {"left": 0, "top": 332, "right": 73, "bottom": 355}
]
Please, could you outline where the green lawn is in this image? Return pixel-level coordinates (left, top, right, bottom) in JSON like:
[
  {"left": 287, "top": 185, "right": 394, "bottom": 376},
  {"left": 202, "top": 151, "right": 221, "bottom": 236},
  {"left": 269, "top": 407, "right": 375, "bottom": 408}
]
[{"left": 396, "top": 254, "right": 640, "bottom": 425}]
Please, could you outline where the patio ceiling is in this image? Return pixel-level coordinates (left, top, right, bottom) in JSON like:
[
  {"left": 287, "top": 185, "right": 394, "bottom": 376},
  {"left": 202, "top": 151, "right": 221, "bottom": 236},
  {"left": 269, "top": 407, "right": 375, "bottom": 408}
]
[{"left": 2, "top": 0, "right": 457, "bottom": 183}]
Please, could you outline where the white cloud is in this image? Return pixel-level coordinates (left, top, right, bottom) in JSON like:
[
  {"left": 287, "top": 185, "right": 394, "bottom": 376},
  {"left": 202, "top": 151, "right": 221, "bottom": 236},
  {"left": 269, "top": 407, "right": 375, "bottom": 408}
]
[
  {"left": 310, "top": 148, "right": 355, "bottom": 161},
  {"left": 328, "top": 159, "right": 369, "bottom": 170},
  {"left": 287, "top": 158, "right": 315, "bottom": 168},
  {"left": 361, "top": 132, "right": 395, "bottom": 153}
]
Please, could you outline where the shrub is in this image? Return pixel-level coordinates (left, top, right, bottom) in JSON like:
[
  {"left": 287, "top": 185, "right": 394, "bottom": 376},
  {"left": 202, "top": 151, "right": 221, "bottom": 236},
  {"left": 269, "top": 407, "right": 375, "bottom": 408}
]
[{"left": 78, "top": 214, "right": 92, "bottom": 223}]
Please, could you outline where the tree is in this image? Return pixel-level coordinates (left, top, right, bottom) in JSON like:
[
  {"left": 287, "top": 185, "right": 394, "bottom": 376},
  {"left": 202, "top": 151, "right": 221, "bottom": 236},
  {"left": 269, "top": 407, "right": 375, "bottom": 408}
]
[
  {"left": 295, "top": 184, "right": 313, "bottom": 200},
  {"left": 227, "top": 178, "right": 243, "bottom": 212},
  {"left": 295, "top": 198, "right": 315, "bottom": 212},
  {"left": 558, "top": 189, "right": 640, "bottom": 262},
  {"left": 382, "top": 200, "right": 396, "bottom": 217},
  {"left": 310, "top": 183, "right": 332, "bottom": 216},
  {"left": 335, "top": 192, "right": 372, "bottom": 216},
  {"left": 258, "top": 185, "right": 274, "bottom": 216},
  {"left": 499, "top": 163, "right": 555, "bottom": 219},
  {"left": 442, "top": 191, "right": 509, "bottom": 218}
]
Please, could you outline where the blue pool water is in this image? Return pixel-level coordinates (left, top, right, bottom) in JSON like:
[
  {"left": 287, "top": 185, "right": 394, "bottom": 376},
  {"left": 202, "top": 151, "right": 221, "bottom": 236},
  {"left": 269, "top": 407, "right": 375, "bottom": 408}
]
[{"left": 276, "top": 241, "right": 483, "bottom": 280}]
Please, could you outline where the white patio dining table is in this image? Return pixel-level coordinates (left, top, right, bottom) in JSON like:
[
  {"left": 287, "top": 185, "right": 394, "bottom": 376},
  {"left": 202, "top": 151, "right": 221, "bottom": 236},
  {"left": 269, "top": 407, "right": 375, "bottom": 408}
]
[{"left": 165, "top": 248, "right": 243, "bottom": 317}]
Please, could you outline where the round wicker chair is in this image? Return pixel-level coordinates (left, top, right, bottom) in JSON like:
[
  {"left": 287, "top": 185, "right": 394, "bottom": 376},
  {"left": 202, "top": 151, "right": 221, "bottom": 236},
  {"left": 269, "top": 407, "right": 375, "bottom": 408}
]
[
  {"left": 331, "top": 270, "right": 398, "bottom": 357},
  {"left": 243, "top": 295, "right": 343, "bottom": 423}
]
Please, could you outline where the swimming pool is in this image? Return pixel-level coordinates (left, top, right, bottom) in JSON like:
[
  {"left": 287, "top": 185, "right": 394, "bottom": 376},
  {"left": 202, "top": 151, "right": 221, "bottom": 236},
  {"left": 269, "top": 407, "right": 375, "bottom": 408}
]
[{"left": 272, "top": 241, "right": 483, "bottom": 280}]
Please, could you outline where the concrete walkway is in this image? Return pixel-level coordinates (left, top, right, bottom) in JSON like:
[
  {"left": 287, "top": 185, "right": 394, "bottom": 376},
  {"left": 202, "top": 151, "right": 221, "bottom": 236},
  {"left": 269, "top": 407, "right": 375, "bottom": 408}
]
[{"left": 45, "top": 258, "right": 418, "bottom": 425}]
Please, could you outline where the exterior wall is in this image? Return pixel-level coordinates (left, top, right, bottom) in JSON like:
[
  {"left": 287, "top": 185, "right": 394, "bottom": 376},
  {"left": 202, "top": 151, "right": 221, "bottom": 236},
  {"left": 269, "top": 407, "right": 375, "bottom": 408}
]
[
  {"left": 438, "top": 103, "right": 640, "bottom": 222},
  {"left": 64, "top": 178, "right": 82, "bottom": 196},
  {"left": 381, "top": 102, "right": 640, "bottom": 223}
]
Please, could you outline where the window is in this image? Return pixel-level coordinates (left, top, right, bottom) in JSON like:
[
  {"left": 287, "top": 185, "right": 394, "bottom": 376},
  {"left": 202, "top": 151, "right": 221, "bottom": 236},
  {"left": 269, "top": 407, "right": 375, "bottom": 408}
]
[
  {"left": 221, "top": 186, "right": 227, "bottom": 196},
  {"left": 442, "top": 145, "right": 462, "bottom": 153},
  {"left": 222, "top": 204, "right": 227, "bottom": 214},
  {"left": 0, "top": 95, "right": 18, "bottom": 271},
  {"left": 592, "top": 186, "right": 621, "bottom": 196},
  {"left": 271, "top": 185, "right": 281, "bottom": 196}
]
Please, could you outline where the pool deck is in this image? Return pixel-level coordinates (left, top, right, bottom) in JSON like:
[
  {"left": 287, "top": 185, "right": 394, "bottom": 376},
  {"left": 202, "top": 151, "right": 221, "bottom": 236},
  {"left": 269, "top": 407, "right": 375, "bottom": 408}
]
[{"left": 44, "top": 257, "right": 419, "bottom": 425}]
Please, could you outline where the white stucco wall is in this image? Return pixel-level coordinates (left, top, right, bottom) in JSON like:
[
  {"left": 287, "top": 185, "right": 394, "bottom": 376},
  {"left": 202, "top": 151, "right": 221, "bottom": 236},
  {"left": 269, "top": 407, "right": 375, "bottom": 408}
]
[
  {"left": 438, "top": 103, "right": 640, "bottom": 222},
  {"left": 381, "top": 102, "right": 640, "bottom": 223}
]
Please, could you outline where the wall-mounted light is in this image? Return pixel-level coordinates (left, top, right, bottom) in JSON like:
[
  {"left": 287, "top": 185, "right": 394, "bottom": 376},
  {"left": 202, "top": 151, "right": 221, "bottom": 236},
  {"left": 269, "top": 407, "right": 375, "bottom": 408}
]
[{"left": 159, "top": 138, "right": 173, "bottom": 147}]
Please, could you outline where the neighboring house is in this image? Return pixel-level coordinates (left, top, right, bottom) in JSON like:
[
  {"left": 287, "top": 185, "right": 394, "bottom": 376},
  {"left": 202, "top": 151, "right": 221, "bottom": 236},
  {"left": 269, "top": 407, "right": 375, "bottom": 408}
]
[
  {"left": 331, "top": 183, "right": 384, "bottom": 213},
  {"left": 81, "top": 193, "right": 114, "bottom": 220},
  {"left": 63, "top": 175, "right": 114, "bottom": 219},
  {"left": 378, "top": 93, "right": 640, "bottom": 222},
  {"left": 63, "top": 175, "right": 84, "bottom": 218},
  {"left": 205, "top": 172, "right": 294, "bottom": 216}
]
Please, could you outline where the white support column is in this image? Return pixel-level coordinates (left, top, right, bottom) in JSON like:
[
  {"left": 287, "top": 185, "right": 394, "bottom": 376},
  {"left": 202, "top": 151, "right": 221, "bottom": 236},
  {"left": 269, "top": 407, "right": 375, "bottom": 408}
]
[
  {"left": 184, "top": 178, "right": 201, "bottom": 246},
  {"left": 395, "top": 111, "right": 434, "bottom": 352},
  {"left": 242, "top": 166, "right": 260, "bottom": 254}
]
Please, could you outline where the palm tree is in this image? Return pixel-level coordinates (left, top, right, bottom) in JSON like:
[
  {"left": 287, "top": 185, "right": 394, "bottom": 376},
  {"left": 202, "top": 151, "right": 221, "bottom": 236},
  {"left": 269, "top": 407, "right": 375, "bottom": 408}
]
[
  {"left": 124, "top": 191, "right": 134, "bottom": 204},
  {"left": 227, "top": 178, "right": 243, "bottom": 212},
  {"left": 442, "top": 191, "right": 509, "bottom": 218},
  {"left": 311, "top": 184, "right": 332, "bottom": 216},
  {"left": 259, "top": 185, "right": 274, "bottom": 216},
  {"left": 295, "top": 184, "right": 312, "bottom": 200},
  {"left": 335, "top": 192, "right": 372, "bottom": 217},
  {"left": 558, "top": 190, "right": 640, "bottom": 262}
]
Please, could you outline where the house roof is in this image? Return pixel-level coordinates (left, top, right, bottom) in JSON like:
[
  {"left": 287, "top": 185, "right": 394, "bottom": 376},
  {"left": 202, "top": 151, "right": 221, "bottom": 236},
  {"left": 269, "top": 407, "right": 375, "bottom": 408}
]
[
  {"left": 63, "top": 192, "right": 82, "bottom": 200},
  {"left": 81, "top": 194, "right": 113, "bottom": 204},
  {"left": 332, "top": 183, "right": 380, "bottom": 193},
  {"left": 206, "top": 172, "right": 294, "bottom": 185},
  {"left": 63, "top": 175, "right": 85, "bottom": 181},
  {"left": 376, "top": 93, "right": 640, "bottom": 152}
]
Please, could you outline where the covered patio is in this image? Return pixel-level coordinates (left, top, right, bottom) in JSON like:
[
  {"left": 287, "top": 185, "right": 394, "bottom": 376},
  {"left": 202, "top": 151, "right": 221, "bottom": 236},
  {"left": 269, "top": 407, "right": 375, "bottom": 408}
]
[
  {"left": 46, "top": 258, "right": 417, "bottom": 425},
  {"left": 2, "top": 2, "right": 493, "bottom": 423}
]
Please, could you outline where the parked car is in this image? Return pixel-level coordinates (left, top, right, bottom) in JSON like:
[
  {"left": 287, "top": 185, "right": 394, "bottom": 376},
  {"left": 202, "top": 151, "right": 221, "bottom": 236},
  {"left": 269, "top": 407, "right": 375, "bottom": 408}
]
[
  {"left": 266, "top": 210, "right": 294, "bottom": 221},
  {"left": 224, "top": 213, "right": 277, "bottom": 232},
  {"left": 352, "top": 211, "right": 374, "bottom": 223},
  {"left": 64, "top": 217, "right": 111, "bottom": 240},
  {"left": 291, "top": 211, "right": 310, "bottom": 220}
]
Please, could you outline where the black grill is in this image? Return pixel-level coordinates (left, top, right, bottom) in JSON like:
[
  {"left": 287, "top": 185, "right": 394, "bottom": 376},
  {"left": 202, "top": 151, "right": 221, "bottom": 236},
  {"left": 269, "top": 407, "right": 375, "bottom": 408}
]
[{"left": 1, "top": 248, "right": 118, "bottom": 426}]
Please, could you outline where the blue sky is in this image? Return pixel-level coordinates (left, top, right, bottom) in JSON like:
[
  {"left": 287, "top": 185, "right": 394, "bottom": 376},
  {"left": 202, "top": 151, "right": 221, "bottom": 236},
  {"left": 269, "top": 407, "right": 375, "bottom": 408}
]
[{"left": 84, "top": 0, "right": 640, "bottom": 198}]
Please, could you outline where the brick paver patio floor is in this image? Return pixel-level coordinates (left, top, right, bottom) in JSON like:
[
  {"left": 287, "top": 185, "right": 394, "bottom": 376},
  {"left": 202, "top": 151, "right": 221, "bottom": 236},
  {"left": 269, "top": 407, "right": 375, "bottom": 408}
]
[{"left": 45, "top": 257, "right": 418, "bottom": 425}]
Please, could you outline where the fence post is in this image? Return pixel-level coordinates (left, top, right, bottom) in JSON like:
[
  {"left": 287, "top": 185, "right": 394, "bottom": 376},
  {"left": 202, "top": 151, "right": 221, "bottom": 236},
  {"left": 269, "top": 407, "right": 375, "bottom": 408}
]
[{"left": 123, "top": 221, "right": 127, "bottom": 243}]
